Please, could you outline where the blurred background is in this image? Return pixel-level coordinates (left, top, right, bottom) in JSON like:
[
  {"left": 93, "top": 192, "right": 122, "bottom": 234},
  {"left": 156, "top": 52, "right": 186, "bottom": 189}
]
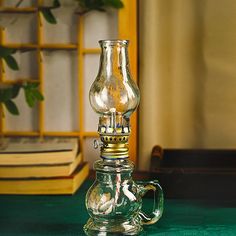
[{"left": 139, "top": 0, "right": 236, "bottom": 170}]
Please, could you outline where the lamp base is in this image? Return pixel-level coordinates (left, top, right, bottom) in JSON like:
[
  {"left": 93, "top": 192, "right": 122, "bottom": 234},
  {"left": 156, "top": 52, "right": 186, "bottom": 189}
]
[{"left": 84, "top": 217, "right": 144, "bottom": 236}]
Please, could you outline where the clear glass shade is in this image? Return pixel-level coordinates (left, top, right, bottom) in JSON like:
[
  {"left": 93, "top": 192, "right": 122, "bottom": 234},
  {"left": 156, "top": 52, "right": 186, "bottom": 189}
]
[{"left": 89, "top": 40, "right": 140, "bottom": 118}]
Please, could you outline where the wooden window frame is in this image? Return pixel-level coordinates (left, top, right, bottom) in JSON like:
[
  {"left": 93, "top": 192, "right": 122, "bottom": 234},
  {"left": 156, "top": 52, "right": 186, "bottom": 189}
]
[{"left": 0, "top": 0, "right": 138, "bottom": 164}]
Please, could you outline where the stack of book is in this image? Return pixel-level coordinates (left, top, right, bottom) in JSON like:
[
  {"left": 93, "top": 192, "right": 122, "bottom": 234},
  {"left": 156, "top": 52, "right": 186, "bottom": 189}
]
[{"left": 0, "top": 137, "right": 89, "bottom": 195}]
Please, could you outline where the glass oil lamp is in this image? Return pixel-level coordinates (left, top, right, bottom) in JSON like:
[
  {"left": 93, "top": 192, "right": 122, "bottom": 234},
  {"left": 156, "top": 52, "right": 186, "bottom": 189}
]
[{"left": 84, "top": 40, "right": 164, "bottom": 235}]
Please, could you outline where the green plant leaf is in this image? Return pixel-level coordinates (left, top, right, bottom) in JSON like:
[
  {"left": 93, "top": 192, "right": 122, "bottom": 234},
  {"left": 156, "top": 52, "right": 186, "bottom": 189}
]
[
  {"left": 0, "top": 46, "right": 19, "bottom": 71},
  {"left": 0, "top": 91, "right": 4, "bottom": 102},
  {"left": 23, "top": 82, "right": 43, "bottom": 108},
  {"left": 96, "top": 7, "right": 106, "bottom": 11},
  {"left": 41, "top": 8, "right": 57, "bottom": 24},
  {"left": 76, "top": 0, "right": 86, "bottom": 8},
  {"left": 53, "top": 0, "right": 61, "bottom": 8},
  {"left": 11, "top": 49, "right": 17, "bottom": 54},
  {"left": 0, "top": 88, "right": 12, "bottom": 102},
  {"left": 3, "top": 55, "right": 19, "bottom": 71},
  {"left": 103, "top": 0, "right": 124, "bottom": 8},
  {"left": 0, "top": 103, "right": 5, "bottom": 118},
  {"left": 4, "top": 100, "right": 19, "bottom": 115},
  {"left": 25, "top": 82, "right": 39, "bottom": 89},
  {"left": 76, "top": 0, "right": 123, "bottom": 14},
  {"left": 11, "top": 84, "right": 21, "bottom": 99},
  {"left": 24, "top": 88, "right": 36, "bottom": 107},
  {"left": 79, "top": 0, "right": 105, "bottom": 10},
  {"left": 32, "top": 89, "right": 44, "bottom": 101},
  {"left": 82, "top": 0, "right": 101, "bottom": 9},
  {"left": 0, "top": 46, "right": 16, "bottom": 58}
]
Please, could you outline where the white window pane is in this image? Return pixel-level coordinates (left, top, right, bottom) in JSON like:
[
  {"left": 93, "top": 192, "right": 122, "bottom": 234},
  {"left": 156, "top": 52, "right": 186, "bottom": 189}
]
[
  {"left": 5, "top": 90, "right": 38, "bottom": 131},
  {"left": 5, "top": 14, "right": 37, "bottom": 43},
  {"left": 44, "top": 50, "right": 78, "bottom": 131},
  {"left": 42, "top": 3, "right": 77, "bottom": 44},
  {"left": 84, "top": 54, "right": 100, "bottom": 132},
  {"left": 84, "top": 10, "right": 118, "bottom": 48},
  {"left": 5, "top": 51, "right": 38, "bottom": 80}
]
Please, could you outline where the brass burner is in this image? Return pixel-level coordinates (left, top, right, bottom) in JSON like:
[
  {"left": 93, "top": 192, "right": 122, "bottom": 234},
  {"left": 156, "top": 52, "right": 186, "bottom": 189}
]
[{"left": 99, "top": 133, "right": 129, "bottom": 159}]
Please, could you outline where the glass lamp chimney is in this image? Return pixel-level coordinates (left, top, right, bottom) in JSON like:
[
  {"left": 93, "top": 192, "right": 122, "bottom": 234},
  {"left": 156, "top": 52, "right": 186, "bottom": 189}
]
[
  {"left": 89, "top": 40, "right": 140, "bottom": 159},
  {"left": 89, "top": 40, "right": 140, "bottom": 118}
]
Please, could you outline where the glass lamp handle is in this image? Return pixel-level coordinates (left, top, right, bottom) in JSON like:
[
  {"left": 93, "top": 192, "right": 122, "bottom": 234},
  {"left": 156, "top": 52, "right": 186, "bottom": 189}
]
[{"left": 137, "top": 180, "right": 164, "bottom": 225}]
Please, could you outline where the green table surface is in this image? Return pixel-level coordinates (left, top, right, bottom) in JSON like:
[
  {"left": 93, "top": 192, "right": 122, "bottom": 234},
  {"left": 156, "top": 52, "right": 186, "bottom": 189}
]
[{"left": 0, "top": 180, "right": 236, "bottom": 236}]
